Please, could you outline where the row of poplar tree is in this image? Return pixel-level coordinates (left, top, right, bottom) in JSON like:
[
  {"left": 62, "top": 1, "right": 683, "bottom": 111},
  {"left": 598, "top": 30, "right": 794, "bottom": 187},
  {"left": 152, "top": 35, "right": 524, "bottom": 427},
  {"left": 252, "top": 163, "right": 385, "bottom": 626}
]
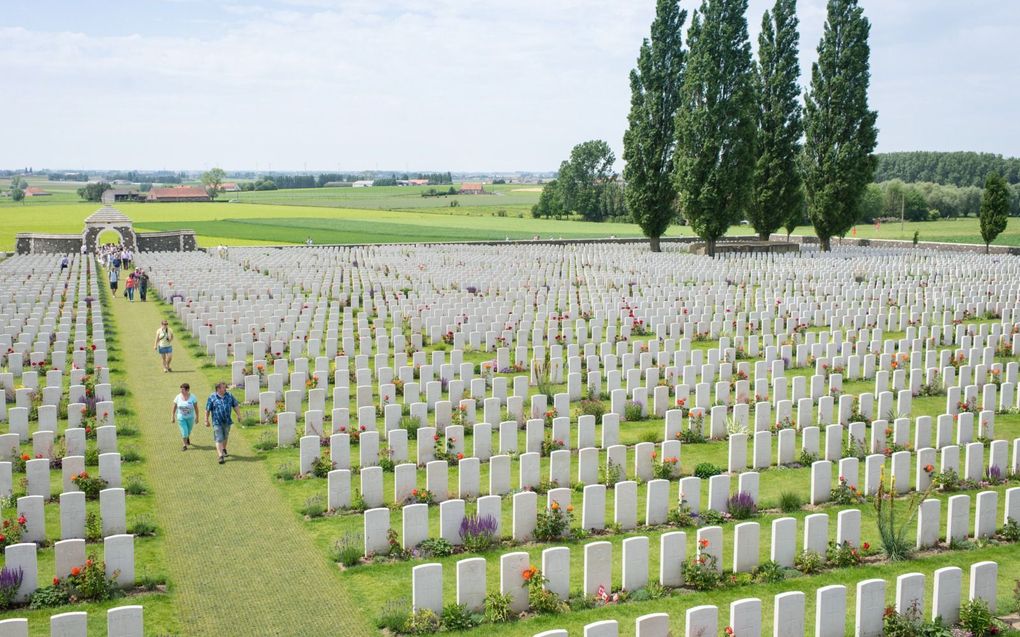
[
  {"left": 624, "top": 0, "right": 876, "bottom": 254},
  {"left": 625, "top": 0, "right": 1011, "bottom": 254}
]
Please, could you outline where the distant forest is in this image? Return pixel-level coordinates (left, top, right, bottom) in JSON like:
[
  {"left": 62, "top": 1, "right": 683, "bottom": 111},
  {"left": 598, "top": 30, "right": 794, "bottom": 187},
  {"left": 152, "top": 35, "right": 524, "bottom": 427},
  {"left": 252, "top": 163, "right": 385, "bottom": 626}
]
[{"left": 874, "top": 151, "right": 1020, "bottom": 187}]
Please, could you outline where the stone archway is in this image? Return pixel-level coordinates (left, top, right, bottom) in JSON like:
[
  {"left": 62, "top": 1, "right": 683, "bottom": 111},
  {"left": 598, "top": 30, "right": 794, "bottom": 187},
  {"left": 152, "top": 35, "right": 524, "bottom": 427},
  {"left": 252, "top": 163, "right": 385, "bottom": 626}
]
[{"left": 82, "top": 206, "right": 137, "bottom": 254}]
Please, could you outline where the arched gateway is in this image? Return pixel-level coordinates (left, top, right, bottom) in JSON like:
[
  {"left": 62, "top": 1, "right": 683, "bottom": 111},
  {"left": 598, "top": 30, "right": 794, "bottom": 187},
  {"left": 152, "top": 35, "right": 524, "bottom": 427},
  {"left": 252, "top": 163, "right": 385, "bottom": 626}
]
[
  {"left": 82, "top": 206, "right": 138, "bottom": 253},
  {"left": 13, "top": 205, "right": 196, "bottom": 255}
]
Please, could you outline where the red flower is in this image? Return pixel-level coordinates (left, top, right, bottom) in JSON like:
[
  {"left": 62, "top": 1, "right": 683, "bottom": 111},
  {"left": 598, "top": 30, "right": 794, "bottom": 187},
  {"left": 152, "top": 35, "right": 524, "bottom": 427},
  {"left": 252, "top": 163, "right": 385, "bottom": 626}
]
[
  {"left": 17, "top": 515, "right": 26, "bottom": 525},
  {"left": 53, "top": 577, "right": 60, "bottom": 586},
  {"left": 698, "top": 538, "right": 709, "bottom": 549},
  {"left": 725, "top": 627, "right": 734, "bottom": 636},
  {"left": 862, "top": 542, "right": 870, "bottom": 550},
  {"left": 70, "top": 566, "right": 81, "bottom": 576}
]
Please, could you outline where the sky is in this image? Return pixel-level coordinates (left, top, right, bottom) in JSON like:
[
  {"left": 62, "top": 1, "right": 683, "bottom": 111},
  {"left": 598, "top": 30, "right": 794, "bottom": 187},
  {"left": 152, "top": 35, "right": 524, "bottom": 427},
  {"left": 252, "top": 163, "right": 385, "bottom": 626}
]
[{"left": 1, "top": 0, "right": 1018, "bottom": 172}]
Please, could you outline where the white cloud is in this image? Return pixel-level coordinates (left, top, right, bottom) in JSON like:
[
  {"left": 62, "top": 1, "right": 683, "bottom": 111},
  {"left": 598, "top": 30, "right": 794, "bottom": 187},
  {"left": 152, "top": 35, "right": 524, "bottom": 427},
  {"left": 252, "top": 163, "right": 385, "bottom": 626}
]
[{"left": 1, "top": 0, "right": 1018, "bottom": 170}]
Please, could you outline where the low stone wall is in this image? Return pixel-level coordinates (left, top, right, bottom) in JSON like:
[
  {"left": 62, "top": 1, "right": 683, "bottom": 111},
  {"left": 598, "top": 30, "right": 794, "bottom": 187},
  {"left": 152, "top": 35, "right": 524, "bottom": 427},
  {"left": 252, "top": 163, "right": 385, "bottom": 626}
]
[
  {"left": 14, "top": 233, "right": 83, "bottom": 255},
  {"left": 772, "top": 233, "right": 1020, "bottom": 255},
  {"left": 689, "top": 240, "right": 800, "bottom": 256},
  {"left": 136, "top": 230, "right": 197, "bottom": 252},
  {"left": 14, "top": 230, "right": 196, "bottom": 254}
]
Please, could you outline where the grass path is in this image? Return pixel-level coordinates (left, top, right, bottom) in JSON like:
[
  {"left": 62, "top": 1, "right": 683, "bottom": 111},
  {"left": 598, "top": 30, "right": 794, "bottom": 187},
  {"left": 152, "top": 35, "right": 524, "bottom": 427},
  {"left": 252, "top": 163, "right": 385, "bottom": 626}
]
[{"left": 108, "top": 288, "right": 371, "bottom": 636}]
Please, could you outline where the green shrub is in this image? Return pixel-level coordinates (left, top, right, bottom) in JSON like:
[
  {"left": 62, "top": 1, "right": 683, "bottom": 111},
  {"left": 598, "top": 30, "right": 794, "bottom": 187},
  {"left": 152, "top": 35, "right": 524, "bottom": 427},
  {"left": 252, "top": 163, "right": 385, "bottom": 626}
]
[
  {"left": 416, "top": 537, "right": 454, "bottom": 558},
  {"left": 310, "top": 455, "right": 334, "bottom": 478},
  {"left": 121, "top": 447, "right": 143, "bottom": 463},
  {"left": 778, "top": 491, "right": 803, "bottom": 513},
  {"left": 85, "top": 512, "right": 103, "bottom": 542},
  {"left": 404, "top": 608, "right": 441, "bottom": 634},
  {"left": 1000, "top": 517, "right": 1020, "bottom": 542},
  {"left": 252, "top": 432, "right": 275, "bottom": 451},
  {"left": 680, "top": 553, "right": 723, "bottom": 590},
  {"left": 331, "top": 533, "right": 362, "bottom": 568},
  {"left": 693, "top": 462, "right": 722, "bottom": 479},
  {"left": 299, "top": 495, "right": 326, "bottom": 518},
  {"left": 752, "top": 560, "right": 786, "bottom": 584},
  {"left": 440, "top": 603, "right": 479, "bottom": 630},
  {"left": 577, "top": 399, "right": 606, "bottom": 420},
  {"left": 484, "top": 592, "right": 513, "bottom": 623},
  {"left": 698, "top": 509, "right": 725, "bottom": 526},
  {"left": 667, "top": 504, "right": 696, "bottom": 528},
  {"left": 797, "top": 449, "right": 818, "bottom": 466},
  {"left": 624, "top": 401, "right": 645, "bottom": 421},
  {"left": 793, "top": 550, "right": 825, "bottom": 574},
  {"left": 375, "top": 598, "right": 409, "bottom": 632},
  {"left": 958, "top": 598, "right": 999, "bottom": 637},
  {"left": 534, "top": 505, "right": 572, "bottom": 542},
  {"left": 28, "top": 584, "right": 69, "bottom": 609},
  {"left": 274, "top": 463, "right": 297, "bottom": 481},
  {"left": 129, "top": 515, "right": 158, "bottom": 537},
  {"left": 117, "top": 424, "right": 139, "bottom": 437},
  {"left": 825, "top": 541, "right": 862, "bottom": 568},
  {"left": 124, "top": 475, "right": 148, "bottom": 496}
]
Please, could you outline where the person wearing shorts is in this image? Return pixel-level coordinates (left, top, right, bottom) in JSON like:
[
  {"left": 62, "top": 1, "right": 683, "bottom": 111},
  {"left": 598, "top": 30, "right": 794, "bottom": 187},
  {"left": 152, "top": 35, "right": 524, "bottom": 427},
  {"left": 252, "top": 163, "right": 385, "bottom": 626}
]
[
  {"left": 154, "top": 320, "right": 174, "bottom": 372},
  {"left": 108, "top": 267, "right": 119, "bottom": 293},
  {"left": 205, "top": 382, "right": 241, "bottom": 464},
  {"left": 171, "top": 383, "right": 199, "bottom": 451}
]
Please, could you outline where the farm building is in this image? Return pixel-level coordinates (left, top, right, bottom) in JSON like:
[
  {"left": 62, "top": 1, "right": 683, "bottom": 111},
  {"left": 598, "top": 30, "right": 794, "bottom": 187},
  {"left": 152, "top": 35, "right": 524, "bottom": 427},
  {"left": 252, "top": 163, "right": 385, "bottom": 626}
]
[
  {"left": 220, "top": 182, "right": 241, "bottom": 192},
  {"left": 352, "top": 180, "right": 374, "bottom": 188},
  {"left": 459, "top": 182, "right": 485, "bottom": 195},
  {"left": 23, "top": 187, "right": 51, "bottom": 197},
  {"left": 147, "top": 185, "right": 211, "bottom": 202},
  {"left": 101, "top": 187, "right": 143, "bottom": 204}
]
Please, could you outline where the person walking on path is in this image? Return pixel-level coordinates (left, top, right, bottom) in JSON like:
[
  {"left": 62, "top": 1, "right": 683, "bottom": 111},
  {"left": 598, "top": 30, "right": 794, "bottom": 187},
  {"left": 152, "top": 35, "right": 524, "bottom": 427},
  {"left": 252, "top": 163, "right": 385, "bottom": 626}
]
[
  {"left": 137, "top": 269, "right": 150, "bottom": 302},
  {"left": 154, "top": 320, "right": 174, "bottom": 372},
  {"left": 205, "top": 382, "right": 241, "bottom": 464},
  {"left": 108, "top": 266, "right": 119, "bottom": 294},
  {"left": 125, "top": 271, "right": 136, "bottom": 301},
  {"left": 171, "top": 383, "right": 200, "bottom": 451}
]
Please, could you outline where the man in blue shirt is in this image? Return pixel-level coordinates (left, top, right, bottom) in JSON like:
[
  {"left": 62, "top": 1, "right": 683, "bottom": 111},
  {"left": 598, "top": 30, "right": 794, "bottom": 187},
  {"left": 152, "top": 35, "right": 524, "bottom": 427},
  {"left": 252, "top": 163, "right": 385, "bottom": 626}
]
[{"left": 205, "top": 382, "right": 242, "bottom": 464}]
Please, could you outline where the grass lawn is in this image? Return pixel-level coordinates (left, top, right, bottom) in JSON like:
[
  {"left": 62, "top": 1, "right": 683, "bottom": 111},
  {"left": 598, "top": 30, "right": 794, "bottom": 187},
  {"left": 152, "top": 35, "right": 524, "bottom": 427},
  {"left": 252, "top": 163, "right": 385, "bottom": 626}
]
[
  {"left": 1, "top": 184, "right": 1018, "bottom": 249},
  {"left": 161, "top": 298, "right": 1020, "bottom": 637}
]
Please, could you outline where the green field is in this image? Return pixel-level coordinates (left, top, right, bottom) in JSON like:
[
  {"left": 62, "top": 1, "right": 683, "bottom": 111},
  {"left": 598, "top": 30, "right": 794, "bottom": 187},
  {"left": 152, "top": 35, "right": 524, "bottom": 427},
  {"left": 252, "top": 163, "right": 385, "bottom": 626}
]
[{"left": 1, "top": 182, "right": 1018, "bottom": 249}]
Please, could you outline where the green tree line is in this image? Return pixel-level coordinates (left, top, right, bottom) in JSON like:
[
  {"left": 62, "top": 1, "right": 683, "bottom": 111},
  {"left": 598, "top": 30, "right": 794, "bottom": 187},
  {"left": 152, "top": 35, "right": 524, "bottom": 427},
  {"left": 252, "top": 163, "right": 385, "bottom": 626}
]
[
  {"left": 858, "top": 180, "right": 1020, "bottom": 223},
  {"left": 875, "top": 151, "right": 1020, "bottom": 187}
]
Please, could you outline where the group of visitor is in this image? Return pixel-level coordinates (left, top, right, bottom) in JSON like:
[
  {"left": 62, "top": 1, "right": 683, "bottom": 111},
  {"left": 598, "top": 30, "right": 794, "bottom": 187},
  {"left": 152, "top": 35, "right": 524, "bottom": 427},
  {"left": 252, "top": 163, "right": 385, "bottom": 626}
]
[
  {"left": 155, "top": 322, "right": 238, "bottom": 464},
  {"left": 96, "top": 243, "right": 132, "bottom": 269}
]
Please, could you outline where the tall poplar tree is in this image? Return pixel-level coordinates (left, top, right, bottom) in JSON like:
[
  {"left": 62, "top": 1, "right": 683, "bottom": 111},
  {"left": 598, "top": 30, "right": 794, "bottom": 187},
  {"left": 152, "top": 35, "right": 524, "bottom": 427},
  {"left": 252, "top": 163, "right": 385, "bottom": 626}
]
[
  {"left": 674, "top": 0, "right": 756, "bottom": 257},
  {"left": 802, "top": 0, "right": 878, "bottom": 251},
  {"left": 979, "top": 172, "right": 1009, "bottom": 253},
  {"left": 750, "top": 0, "right": 802, "bottom": 241},
  {"left": 623, "top": 0, "right": 687, "bottom": 252}
]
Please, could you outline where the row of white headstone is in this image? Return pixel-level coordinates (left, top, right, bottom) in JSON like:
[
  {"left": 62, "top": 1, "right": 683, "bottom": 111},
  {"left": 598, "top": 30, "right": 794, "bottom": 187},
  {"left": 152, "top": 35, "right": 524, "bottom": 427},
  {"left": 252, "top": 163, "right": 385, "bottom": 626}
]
[
  {"left": 0, "top": 256, "right": 139, "bottom": 620},
  {"left": 0, "top": 604, "right": 142, "bottom": 637},
  {"left": 530, "top": 562, "right": 998, "bottom": 637},
  {"left": 375, "top": 483, "right": 1018, "bottom": 562}
]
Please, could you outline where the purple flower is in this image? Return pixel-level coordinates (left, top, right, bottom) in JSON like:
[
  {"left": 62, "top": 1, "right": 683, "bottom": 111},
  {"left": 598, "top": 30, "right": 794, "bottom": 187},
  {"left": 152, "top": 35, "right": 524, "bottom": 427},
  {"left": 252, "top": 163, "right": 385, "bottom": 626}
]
[
  {"left": 459, "top": 514, "right": 499, "bottom": 548},
  {"left": 0, "top": 566, "right": 24, "bottom": 598},
  {"left": 726, "top": 491, "right": 757, "bottom": 519}
]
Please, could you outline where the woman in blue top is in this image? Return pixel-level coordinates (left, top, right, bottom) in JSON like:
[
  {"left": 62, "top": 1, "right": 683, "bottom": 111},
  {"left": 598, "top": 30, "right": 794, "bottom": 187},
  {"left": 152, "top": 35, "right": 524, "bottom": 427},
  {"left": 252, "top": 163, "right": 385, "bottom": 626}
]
[{"left": 171, "top": 383, "right": 200, "bottom": 451}]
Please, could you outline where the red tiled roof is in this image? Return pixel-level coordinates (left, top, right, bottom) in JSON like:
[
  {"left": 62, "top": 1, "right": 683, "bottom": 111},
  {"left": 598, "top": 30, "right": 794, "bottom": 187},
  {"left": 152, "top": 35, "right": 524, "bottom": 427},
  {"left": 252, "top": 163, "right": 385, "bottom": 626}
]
[
  {"left": 148, "top": 186, "right": 210, "bottom": 200},
  {"left": 24, "top": 187, "right": 50, "bottom": 196},
  {"left": 460, "top": 182, "right": 484, "bottom": 191}
]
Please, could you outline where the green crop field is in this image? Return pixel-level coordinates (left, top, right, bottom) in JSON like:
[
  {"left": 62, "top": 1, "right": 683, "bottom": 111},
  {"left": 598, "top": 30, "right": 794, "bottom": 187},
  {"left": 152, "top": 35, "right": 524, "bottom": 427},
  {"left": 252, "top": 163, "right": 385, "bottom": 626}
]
[{"left": 1, "top": 183, "right": 1018, "bottom": 249}]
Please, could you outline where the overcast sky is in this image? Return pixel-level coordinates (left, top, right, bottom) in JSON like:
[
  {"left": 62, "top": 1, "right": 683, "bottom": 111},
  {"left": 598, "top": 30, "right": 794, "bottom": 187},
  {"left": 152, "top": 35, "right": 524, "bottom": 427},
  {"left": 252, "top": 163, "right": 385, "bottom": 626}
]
[{"left": 2, "top": 0, "right": 1018, "bottom": 172}]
